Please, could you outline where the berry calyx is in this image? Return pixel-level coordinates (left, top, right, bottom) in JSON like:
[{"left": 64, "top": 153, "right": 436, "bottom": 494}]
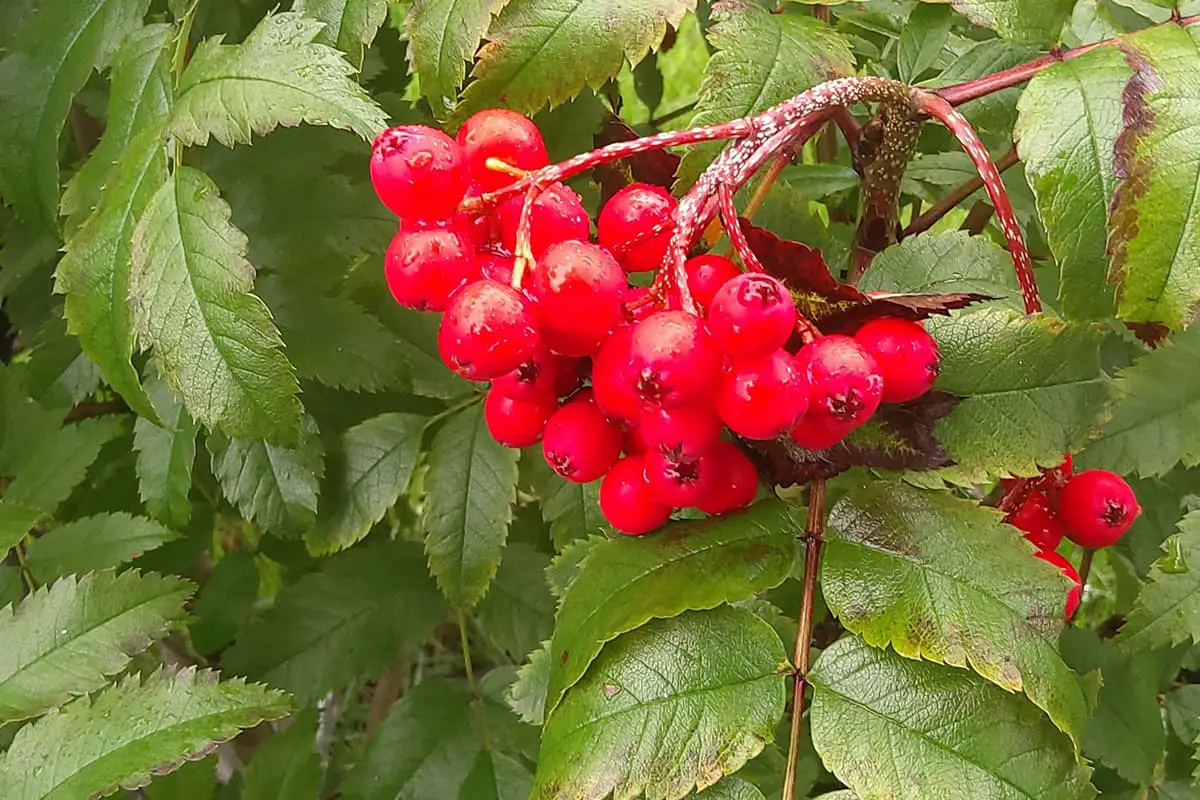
[
  {"left": 542, "top": 399, "right": 623, "bottom": 483},
  {"left": 707, "top": 274, "right": 798, "bottom": 360},
  {"left": 789, "top": 416, "right": 854, "bottom": 451},
  {"left": 796, "top": 335, "right": 884, "bottom": 428},
  {"left": 484, "top": 390, "right": 556, "bottom": 448},
  {"left": 1007, "top": 491, "right": 1065, "bottom": 551},
  {"left": 628, "top": 310, "right": 723, "bottom": 408},
  {"left": 371, "top": 126, "right": 469, "bottom": 221},
  {"left": 384, "top": 226, "right": 477, "bottom": 311},
  {"left": 597, "top": 183, "right": 678, "bottom": 273},
  {"left": 456, "top": 109, "right": 549, "bottom": 192},
  {"left": 600, "top": 455, "right": 672, "bottom": 535},
  {"left": 531, "top": 240, "right": 626, "bottom": 357},
  {"left": 685, "top": 254, "right": 742, "bottom": 311},
  {"left": 438, "top": 280, "right": 539, "bottom": 380},
  {"left": 495, "top": 182, "right": 590, "bottom": 257},
  {"left": 854, "top": 317, "right": 941, "bottom": 403},
  {"left": 1059, "top": 470, "right": 1141, "bottom": 548},
  {"left": 639, "top": 404, "right": 722, "bottom": 460},
  {"left": 492, "top": 347, "right": 571, "bottom": 401},
  {"left": 695, "top": 441, "right": 759, "bottom": 515},
  {"left": 644, "top": 448, "right": 715, "bottom": 508},
  {"left": 717, "top": 350, "right": 809, "bottom": 440},
  {"left": 1035, "top": 548, "right": 1082, "bottom": 621}
]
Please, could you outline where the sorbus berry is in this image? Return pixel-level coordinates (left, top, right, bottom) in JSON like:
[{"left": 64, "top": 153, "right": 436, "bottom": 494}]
[
  {"left": 1059, "top": 470, "right": 1141, "bottom": 548},
  {"left": 384, "top": 226, "right": 477, "bottom": 311},
  {"left": 854, "top": 317, "right": 940, "bottom": 403},
  {"left": 591, "top": 326, "right": 642, "bottom": 426},
  {"left": 639, "top": 403, "right": 722, "bottom": 460},
  {"left": 628, "top": 310, "right": 723, "bottom": 408},
  {"left": 685, "top": 254, "right": 742, "bottom": 311},
  {"left": 717, "top": 350, "right": 809, "bottom": 441},
  {"left": 484, "top": 390, "right": 556, "bottom": 448},
  {"left": 695, "top": 441, "right": 759, "bottom": 515},
  {"left": 623, "top": 285, "right": 680, "bottom": 323},
  {"left": 542, "top": 399, "right": 623, "bottom": 483},
  {"left": 495, "top": 183, "right": 589, "bottom": 257},
  {"left": 796, "top": 335, "right": 884, "bottom": 428},
  {"left": 600, "top": 455, "right": 672, "bottom": 535},
  {"left": 1008, "top": 491, "right": 1065, "bottom": 551},
  {"left": 456, "top": 109, "right": 549, "bottom": 192},
  {"left": 478, "top": 253, "right": 515, "bottom": 285},
  {"left": 492, "top": 347, "right": 573, "bottom": 401},
  {"left": 371, "top": 126, "right": 469, "bottom": 221},
  {"left": 644, "top": 448, "right": 716, "bottom": 508},
  {"left": 597, "top": 183, "right": 677, "bottom": 273},
  {"left": 707, "top": 274, "right": 797, "bottom": 360},
  {"left": 531, "top": 241, "right": 626, "bottom": 357},
  {"left": 789, "top": 416, "right": 854, "bottom": 451},
  {"left": 1035, "top": 548, "right": 1082, "bottom": 620},
  {"left": 438, "top": 280, "right": 539, "bottom": 380}
]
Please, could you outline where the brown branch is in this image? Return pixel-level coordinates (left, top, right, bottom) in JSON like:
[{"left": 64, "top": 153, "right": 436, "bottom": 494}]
[
  {"left": 903, "top": 146, "right": 1020, "bottom": 239},
  {"left": 962, "top": 200, "right": 995, "bottom": 235},
  {"left": 64, "top": 400, "right": 127, "bottom": 421}
]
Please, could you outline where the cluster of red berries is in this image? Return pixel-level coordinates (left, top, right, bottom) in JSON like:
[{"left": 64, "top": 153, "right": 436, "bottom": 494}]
[
  {"left": 1004, "top": 458, "right": 1141, "bottom": 619},
  {"left": 368, "top": 111, "right": 941, "bottom": 535}
]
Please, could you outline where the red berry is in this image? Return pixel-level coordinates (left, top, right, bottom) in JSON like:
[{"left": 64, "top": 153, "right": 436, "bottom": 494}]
[
  {"left": 644, "top": 448, "right": 716, "bottom": 508},
  {"left": 371, "top": 126, "right": 469, "bottom": 221},
  {"left": 623, "top": 285, "right": 680, "bottom": 323},
  {"left": 639, "top": 404, "right": 722, "bottom": 460},
  {"left": 1008, "top": 491, "right": 1065, "bottom": 551},
  {"left": 789, "top": 416, "right": 854, "bottom": 451},
  {"left": 685, "top": 254, "right": 742, "bottom": 311},
  {"left": 456, "top": 109, "right": 549, "bottom": 192},
  {"left": 854, "top": 317, "right": 940, "bottom": 403},
  {"left": 484, "top": 390, "right": 555, "bottom": 448},
  {"left": 478, "top": 253, "right": 515, "bottom": 285},
  {"left": 717, "top": 350, "right": 809, "bottom": 441},
  {"left": 628, "top": 310, "right": 723, "bottom": 408},
  {"left": 1035, "top": 548, "right": 1082, "bottom": 621},
  {"left": 1059, "top": 470, "right": 1141, "bottom": 548},
  {"left": 492, "top": 347, "right": 569, "bottom": 401},
  {"left": 542, "top": 399, "right": 623, "bottom": 483},
  {"left": 591, "top": 326, "right": 642, "bottom": 426},
  {"left": 531, "top": 241, "right": 626, "bottom": 357},
  {"left": 695, "top": 441, "right": 759, "bottom": 515},
  {"left": 796, "top": 335, "right": 884, "bottom": 428},
  {"left": 384, "top": 226, "right": 477, "bottom": 311},
  {"left": 597, "top": 183, "right": 677, "bottom": 273},
  {"left": 438, "top": 280, "right": 539, "bottom": 380},
  {"left": 600, "top": 455, "right": 672, "bottom": 535},
  {"left": 707, "top": 274, "right": 797, "bottom": 360},
  {"left": 495, "top": 183, "right": 589, "bottom": 257}
]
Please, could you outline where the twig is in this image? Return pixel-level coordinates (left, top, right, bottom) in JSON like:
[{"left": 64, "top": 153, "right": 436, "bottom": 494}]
[
  {"left": 366, "top": 662, "right": 407, "bottom": 738},
  {"left": 457, "top": 610, "right": 477, "bottom": 695},
  {"left": 64, "top": 400, "right": 127, "bottom": 421},
  {"left": 903, "top": 147, "right": 1020, "bottom": 238},
  {"left": 649, "top": 101, "right": 697, "bottom": 128},
  {"left": 962, "top": 200, "right": 996, "bottom": 236}
]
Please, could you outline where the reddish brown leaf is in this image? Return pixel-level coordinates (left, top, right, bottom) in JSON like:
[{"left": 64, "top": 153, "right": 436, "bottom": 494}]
[{"left": 593, "top": 114, "right": 681, "bottom": 204}]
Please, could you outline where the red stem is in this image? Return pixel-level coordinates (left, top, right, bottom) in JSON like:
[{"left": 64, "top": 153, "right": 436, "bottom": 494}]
[{"left": 718, "top": 184, "right": 765, "bottom": 273}]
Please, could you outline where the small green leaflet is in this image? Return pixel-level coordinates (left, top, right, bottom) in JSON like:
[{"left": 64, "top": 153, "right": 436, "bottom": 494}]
[
  {"left": 475, "top": 542, "right": 554, "bottom": 660},
  {"left": 189, "top": 550, "right": 259, "bottom": 655},
  {"left": 1113, "top": 510, "right": 1200, "bottom": 652},
  {"left": 0, "top": 502, "right": 45, "bottom": 559},
  {"left": 533, "top": 607, "right": 788, "bottom": 800},
  {"left": 167, "top": 12, "right": 388, "bottom": 147},
  {"left": 294, "top": 0, "right": 388, "bottom": 63},
  {"left": 529, "top": 455, "right": 604, "bottom": 550},
  {"left": 0, "top": 667, "right": 290, "bottom": 799},
  {"left": 507, "top": 640, "right": 551, "bottom": 725},
  {"left": 404, "top": 0, "right": 508, "bottom": 117},
  {"left": 681, "top": 777, "right": 766, "bottom": 800},
  {"left": 5, "top": 416, "right": 127, "bottom": 514},
  {"left": 129, "top": 166, "right": 302, "bottom": 445},
  {"left": 24, "top": 512, "right": 179, "bottom": 583},
  {"left": 897, "top": 4, "right": 953, "bottom": 82},
  {"left": 858, "top": 230, "right": 1021, "bottom": 304},
  {"left": 810, "top": 636, "right": 1095, "bottom": 800},
  {"left": 945, "top": 0, "right": 1074, "bottom": 46},
  {"left": 242, "top": 708, "right": 323, "bottom": 800},
  {"left": 133, "top": 373, "right": 199, "bottom": 529}
]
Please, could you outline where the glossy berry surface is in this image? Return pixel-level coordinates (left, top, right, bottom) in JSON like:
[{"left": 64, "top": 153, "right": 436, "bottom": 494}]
[
  {"left": 639, "top": 404, "right": 722, "bottom": 460},
  {"left": 478, "top": 253, "right": 515, "bottom": 285},
  {"left": 597, "top": 183, "right": 678, "bottom": 273},
  {"left": 591, "top": 326, "right": 642, "bottom": 426},
  {"left": 628, "top": 310, "right": 723, "bottom": 408},
  {"left": 1059, "top": 470, "right": 1141, "bottom": 548},
  {"left": 685, "top": 254, "right": 742, "bottom": 311},
  {"left": 456, "top": 109, "right": 549, "bottom": 192},
  {"left": 371, "top": 126, "right": 469, "bottom": 221},
  {"left": 484, "top": 390, "right": 555, "bottom": 448},
  {"left": 1036, "top": 548, "right": 1082, "bottom": 620},
  {"left": 384, "top": 226, "right": 477, "bottom": 311},
  {"left": 531, "top": 241, "right": 626, "bottom": 357},
  {"left": 717, "top": 350, "right": 809, "bottom": 440},
  {"left": 797, "top": 335, "right": 884, "bottom": 428},
  {"left": 600, "top": 455, "right": 672, "bottom": 535},
  {"left": 542, "top": 399, "right": 623, "bottom": 483},
  {"left": 438, "top": 280, "right": 538, "bottom": 380},
  {"left": 495, "top": 182, "right": 589, "bottom": 257},
  {"left": 707, "top": 274, "right": 797, "bottom": 360},
  {"left": 695, "top": 441, "right": 759, "bottom": 515},
  {"left": 1008, "top": 491, "right": 1064, "bottom": 551},
  {"left": 790, "top": 417, "right": 853, "bottom": 451},
  {"left": 644, "top": 449, "right": 714, "bottom": 508},
  {"left": 854, "top": 317, "right": 941, "bottom": 403}
]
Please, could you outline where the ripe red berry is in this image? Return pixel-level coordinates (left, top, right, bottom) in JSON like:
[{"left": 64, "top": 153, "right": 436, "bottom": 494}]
[
  {"left": 623, "top": 285, "right": 680, "bottom": 323},
  {"left": 484, "top": 390, "right": 556, "bottom": 448},
  {"left": 597, "top": 183, "right": 677, "bottom": 273},
  {"left": 1035, "top": 548, "right": 1082, "bottom": 620},
  {"left": 456, "top": 109, "right": 549, "bottom": 192},
  {"left": 438, "top": 280, "right": 539, "bottom": 380},
  {"left": 707, "top": 274, "right": 797, "bottom": 360},
  {"left": 591, "top": 326, "right": 642, "bottom": 426},
  {"left": 717, "top": 350, "right": 809, "bottom": 441},
  {"left": 1008, "top": 491, "right": 1065, "bottom": 551},
  {"left": 695, "top": 441, "right": 759, "bottom": 515},
  {"left": 478, "top": 253, "right": 515, "bottom": 285},
  {"left": 384, "top": 226, "right": 477, "bottom": 311},
  {"left": 600, "top": 455, "right": 672, "bottom": 535},
  {"left": 789, "top": 417, "right": 853, "bottom": 451},
  {"left": 685, "top": 254, "right": 742, "bottom": 311},
  {"left": 531, "top": 241, "right": 626, "bottom": 357},
  {"left": 644, "top": 448, "right": 716, "bottom": 508},
  {"left": 1059, "top": 470, "right": 1141, "bottom": 548},
  {"left": 640, "top": 404, "right": 722, "bottom": 460},
  {"left": 371, "top": 126, "right": 469, "bottom": 221},
  {"left": 495, "top": 183, "right": 589, "bottom": 257},
  {"left": 542, "top": 399, "right": 623, "bottom": 483},
  {"left": 628, "top": 310, "right": 723, "bottom": 408},
  {"left": 854, "top": 317, "right": 940, "bottom": 403},
  {"left": 492, "top": 347, "right": 572, "bottom": 401},
  {"left": 796, "top": 335, "right": 884, "bottom": 428}
]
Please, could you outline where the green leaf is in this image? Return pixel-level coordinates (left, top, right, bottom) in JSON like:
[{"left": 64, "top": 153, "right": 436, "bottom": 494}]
[
  {"left": 405, "top": 0, "right": 508, "bottom": 117},
  {"left": 223, "top": 540, "right": 445, "bottom": 704},
  {"left": 242, "top": 709, "right": 323, "bottom": 800},
  {"left": 927, "top": 308, "right": 1111, "bottom": 480},
  {"left": 1108, "top": 24, "right": 1200, "bottom": 329},
  {"left": 25, "top": 512, "right": 180, "bottom": 583},
  {"left": 825, "top": 481, "right": 1089, "bottom": 747},
  {"left": 458, "top": 749, "right": 534, "bottom": 800},
  {"left": 0, "top": 666, "right": 290, "bottom": 798},
  {"left": 294, "top": 0, "right": 387, "bottom": 63},
  {"left": 133, "top": 375, "right": 198, "bottom": 529},
  {"left": 0, "top": 502, "right": 46, "bottom": 559},
  {"left": 167, "top": 11, "right": 388, "bottom": 147},
  {"left": 947, "top": 0, "right": 1073, "bottom": 45},
  {"left": 6, "top": 417, "right": 127, "bottom": 513},
  {"left": 476, "top": 542, "right": 554, "bottom": 659},
  {"left": 897, "top": 3, "right": 953, "bottom": 82},
  {"left": 682, "top": 777, "right": 766, "bottom": 800},
  {"left": 453, "top": 0, "right": 696, "bottom": 121},
  {"left": 530, "top": 456, "right": 604, "bottom": 550},
  {"left": 423, "top": 403, "right": 519, "bottom": 608},
  {"left": 858, "top": 230, "right": 1022, "bottom": 304},
  {"left": 306, "top": 412, "right": 427, "bottom": 554},
  {"left": 129, "top": 165, "right": 302, "bottom": 444},
  {"left": 678, "top": 3, "right": 853, "bottom": 185},
  {"left": 533, "top": 607, "right": 788, "bottom": 800},
  {"left": 0, "top": 569, "right": 192, "bottom": 723},
  {"left": 0, "top": 0, "right": 148, "bottom": 228},
  {"left": 189, "top": 550, "right": 259, "bottom": 655},
  {"left": 0, "top": 366, "right": 63, "bottom": 476},
  {"left": 544, "top": 499, "right": 800, "bottom": 717},
  {"left": 1081, "top": 645, "right": 1166, "bottom": 785},
  {"left": 810, "top": 636, "right": 1095, "bottom": 800},
  {"left": 207, "top": 415, "right": 324, "bottom": 535},
  {"left": 508, "top": 640, "right": 552, "bottom": 725},
  {"left": 931, "top": 40, "right": 1040, "bottom": 147},
  {"left": 1113, "top": 510, "right": 1200, "bottom": 652},
  {"left": 1015, "top": 46, "right": 1128, "bottom": 321}
]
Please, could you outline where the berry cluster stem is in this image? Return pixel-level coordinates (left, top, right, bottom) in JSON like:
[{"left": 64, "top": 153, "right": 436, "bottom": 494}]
[{"left": 718, "top": 184, "right": 765, "bottom": 274}]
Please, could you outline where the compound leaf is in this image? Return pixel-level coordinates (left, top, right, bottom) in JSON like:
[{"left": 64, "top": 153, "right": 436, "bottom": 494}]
[{"left": 25, "top": 512, "right": 179, "bottom": 583}]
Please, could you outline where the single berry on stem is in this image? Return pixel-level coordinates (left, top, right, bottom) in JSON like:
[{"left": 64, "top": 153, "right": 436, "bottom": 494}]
[
  {"left": 600, "top": 455, "right": 673, "bottom": 535},
  {"left": 492, "top": 347, "right": 572, "bottom": 401},
  {"left": 1035, "top": 548, "right": 1083, "bottom": 621},
  {"left": 598, "top": 183, "right": 678, "bottom": 273},
  {"left": 384, "top": 226, "right": 477, "bottom": 311},
  {"left": 644, "top": 448, "right": 716, "bottom": 508},
  {"left": 640, "top": 404, "right": 722, "bottom": 460},
  {"left": 1007, "top": 491, "right": 1065, "bottom": 551},
  {"left": 478, "top": 253, "right": 516, "bottom": 285},
  {"left": 789, "top": 416, "right": 854, "bottom": 451},
  {"left": 591, "top": 326, "right": 642, "bottom": 426},
  {"left": 707, "top": 274, "right": 798, "bottom": 360},
  {"left": 542, "top": 399, "right": 623, "bottom": 483},
  {"left": 484, "top": 390, "right": 556, "bottom": 448},
  {"left": 531, "top": 241, "right": 626, "bottom": 357},
  {"left": 456, "top": 109, "right": 549, "bottom": 192},
  {"left": 717, "top": 350, "right": 810, "bottom": 440},
  {"left": 854, "top": 317, "right": 940, "bottom": 403},
  {"left": 1059, "top": 470, "right": 1141, "bottom": 549},
  {"left": 438, "top": 280, "right": 539, "bottom": 380},
  {"left": 695, "top": 441, "right": 759, "bottom": 515},
  {"left": 685, "top": 254, "right": 743, "bottom": 311},
  {"left": 371, "top": 126, "right": 469, "bottom": 221},
  {"left": 628, "top": 310, "right": 724, "bottom": 408},
  {"left": 495, "top": 182, "right": 590, "bottom": 257},
  {"left": 796, "top": 334, "right": 884, "bottom": 428}
]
